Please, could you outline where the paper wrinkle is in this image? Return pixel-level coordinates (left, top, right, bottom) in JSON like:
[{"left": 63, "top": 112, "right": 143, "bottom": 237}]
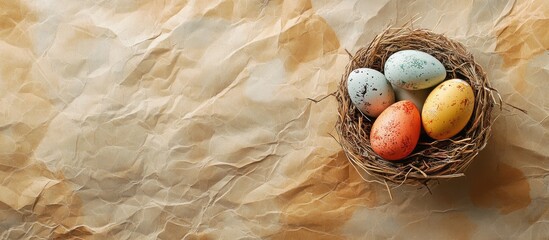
[{"left": 1, "top": 0, "right": 548, "bottom": 239}]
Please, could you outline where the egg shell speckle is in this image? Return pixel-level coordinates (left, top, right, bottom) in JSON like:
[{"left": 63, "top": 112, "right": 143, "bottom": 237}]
[
  {"left": 422, "top": 79, "right": 475, "bottom": 140},
  {"left": 370, "top": 100, "right": 421, "bottom": 161},
  {"left": 384, "top": 50, "right": 446, "bottom": 90},
  {"left": 347, "top": 68, "right": 395, "bottom": 117}
]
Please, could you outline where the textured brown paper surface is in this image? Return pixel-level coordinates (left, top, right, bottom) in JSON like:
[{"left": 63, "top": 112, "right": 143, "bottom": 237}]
[{"left": 0, "top": 0, "right": 547, "bottom": 239}]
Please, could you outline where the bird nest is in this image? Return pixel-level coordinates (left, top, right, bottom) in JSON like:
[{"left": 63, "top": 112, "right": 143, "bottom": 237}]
[{"left": 335, "top": 26, "right": 498, "bottom": 186}]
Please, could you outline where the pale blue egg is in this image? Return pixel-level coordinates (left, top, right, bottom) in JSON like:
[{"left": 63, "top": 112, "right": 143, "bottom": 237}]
[
  {"left": 347, "top": 68, "right": 395, "bottom": 117},
  {"left": 384, "top": 50, "right": 446, "bottom": 90}
]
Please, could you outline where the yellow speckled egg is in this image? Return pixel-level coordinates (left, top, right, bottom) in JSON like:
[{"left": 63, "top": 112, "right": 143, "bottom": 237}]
[{"left": 422, "top": 79, "right": 475, "bottom": 140}]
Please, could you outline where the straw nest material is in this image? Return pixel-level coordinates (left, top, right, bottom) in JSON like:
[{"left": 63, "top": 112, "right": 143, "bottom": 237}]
[{"left": 335, "top": 27, "right": 497, "bottom": 186}]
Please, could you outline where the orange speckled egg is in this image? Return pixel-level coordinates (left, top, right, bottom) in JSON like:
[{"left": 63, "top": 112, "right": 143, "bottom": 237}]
[
  {"left": 370, "top": 100, "right": 421, "bottom": 161},
  {"left": 422, "top": 79, "right": 475, "bottom": 140}
]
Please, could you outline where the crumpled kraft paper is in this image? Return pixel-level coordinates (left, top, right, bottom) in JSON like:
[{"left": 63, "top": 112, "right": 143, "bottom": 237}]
[{"left": 0, "top": 0, "right": 547, "bottom": 239}]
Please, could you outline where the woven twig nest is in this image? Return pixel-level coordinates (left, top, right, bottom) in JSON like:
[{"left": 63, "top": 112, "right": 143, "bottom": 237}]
[{"left": 335, "top": 27, "right": 497, "bottom": 186}]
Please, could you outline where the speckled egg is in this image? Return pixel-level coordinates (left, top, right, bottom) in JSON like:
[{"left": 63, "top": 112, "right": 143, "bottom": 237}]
[
  {"left": 384, "top": 50, "right": 446, "bottom": 90},
  {"left": 347, "top": 68, "right": 395, "bottom": 117},
  {"left": 392, "top": 84, "right": 432, "bottom": 112},
  {"left": 370, "top": 100, "right": 421, "bottom": 161},
  {"left": 422, "top": 79, "right": 475, "bottom": 140}
]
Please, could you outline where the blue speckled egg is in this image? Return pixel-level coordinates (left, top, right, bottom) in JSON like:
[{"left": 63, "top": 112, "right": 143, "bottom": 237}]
[
  {"left": 384, "top": 50, "right": 446, "bottom": 90},
  {"left": 347, "top": 68, "right": 395, "bottom": 117}
]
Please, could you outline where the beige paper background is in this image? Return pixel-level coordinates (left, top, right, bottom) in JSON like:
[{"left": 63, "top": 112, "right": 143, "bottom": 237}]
[{"left": 0, "top": 0, "right": 547, "bottom": 239}]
